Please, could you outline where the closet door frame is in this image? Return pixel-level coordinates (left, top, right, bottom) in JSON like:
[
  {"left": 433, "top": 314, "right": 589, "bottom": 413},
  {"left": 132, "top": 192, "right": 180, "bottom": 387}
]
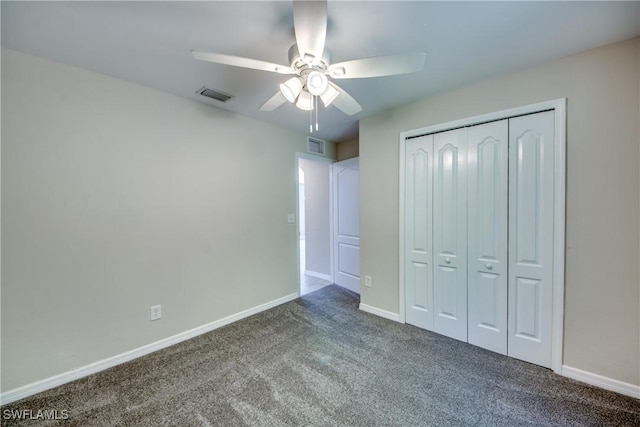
[{"left": 398, "top": 98, "right": 566, "bottom": 374}]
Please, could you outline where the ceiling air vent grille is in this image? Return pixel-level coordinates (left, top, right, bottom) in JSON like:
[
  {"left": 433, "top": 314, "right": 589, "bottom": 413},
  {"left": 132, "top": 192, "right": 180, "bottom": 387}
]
[
  {"left": 307, "top": 137, "right": 325, "bottom": 155},
  {"left": 197, "top": 86, "right": 233, "bottom": 102}
]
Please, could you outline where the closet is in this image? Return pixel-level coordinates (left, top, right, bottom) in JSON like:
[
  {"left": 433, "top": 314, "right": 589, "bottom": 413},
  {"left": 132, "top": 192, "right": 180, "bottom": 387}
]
[{"left": 402, "top": 107, "right": 560, "bottom": 369}]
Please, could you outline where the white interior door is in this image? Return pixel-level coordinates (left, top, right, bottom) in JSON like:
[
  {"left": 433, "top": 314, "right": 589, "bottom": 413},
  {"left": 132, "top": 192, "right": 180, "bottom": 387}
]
[
  {"left": 467, "top": 120, "right": 509, "bottom": 354},
  {"left": 508, "top": 111, "right": 555, "bottom": 368},
  {"left": 404, "top": 135, "right": 434, "bottom": 330},
  {"left": 333, "top": 158, "right": 360, "bottom": 294},
  {"left": 433, "top": 128, "right": 468, "bottom": 342}
]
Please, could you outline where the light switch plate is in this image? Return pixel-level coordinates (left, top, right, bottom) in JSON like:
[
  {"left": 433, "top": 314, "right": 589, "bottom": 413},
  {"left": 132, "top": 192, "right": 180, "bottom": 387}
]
[
  {"left": 287, "top": 213, "right": 295, "bottom": 223},
  {"left": 150, "top": 305, "right": 162, "bottom": 321}
]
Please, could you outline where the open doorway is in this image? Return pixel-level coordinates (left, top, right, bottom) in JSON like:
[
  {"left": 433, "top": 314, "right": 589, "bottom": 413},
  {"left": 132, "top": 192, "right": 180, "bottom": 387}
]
[{"left": 297, "top": 155, "right": 333, "bottom": 295}]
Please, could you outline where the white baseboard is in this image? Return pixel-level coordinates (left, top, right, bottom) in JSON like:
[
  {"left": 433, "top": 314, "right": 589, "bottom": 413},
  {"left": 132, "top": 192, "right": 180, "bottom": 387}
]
[
  {"left": 359, "top": 303, "right": 401, "bottom": 323},
  {"left": 304, "top": 270, "right": 332, "bottom": 282},
  {"left": 562, "top": 365, "right": 640, "bottom": 399},
  {"left": 0, "top": 292, "right": 299, "bottom": 406}
]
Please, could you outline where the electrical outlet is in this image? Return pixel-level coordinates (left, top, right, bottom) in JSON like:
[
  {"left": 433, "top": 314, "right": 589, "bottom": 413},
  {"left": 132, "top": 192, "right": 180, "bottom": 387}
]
[
  {"left": 150, "top": 305, "right": 162, "bottom": 321},
  {"left": 365, "top": 276, "right": 372, "bottom": 287},
  {"left": 287, "top": 213, "right": 296, "bottom": 223}
]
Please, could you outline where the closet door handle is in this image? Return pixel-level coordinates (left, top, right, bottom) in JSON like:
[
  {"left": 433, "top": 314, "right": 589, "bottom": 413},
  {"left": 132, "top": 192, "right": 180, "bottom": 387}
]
[
  {"left": 485, "top": 263, "right": 493, "bottom": 270},
  {"left": 445, "top": 258, "right": 451, "bottom": 264}
]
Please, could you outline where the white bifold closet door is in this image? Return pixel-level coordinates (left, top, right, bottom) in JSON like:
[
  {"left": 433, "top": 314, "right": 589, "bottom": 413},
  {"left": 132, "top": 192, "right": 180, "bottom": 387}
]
[
  {"left": 508, "top": 111, "right": 555, "bottom": 368},
  {"left": 404, "top": 135, "right": 434, "bottom": 330},
  {"left": 403, "top": 110, "right": 555, "bottom": 369},
  {"left": 467, "top": 120, "right": 509, "bottom": 355},
  {"left": 405, "top": 129, "right": 468, "bottom": 341},
  {"left": 432, "top": 129, "right": 467, "bottom": 342}
]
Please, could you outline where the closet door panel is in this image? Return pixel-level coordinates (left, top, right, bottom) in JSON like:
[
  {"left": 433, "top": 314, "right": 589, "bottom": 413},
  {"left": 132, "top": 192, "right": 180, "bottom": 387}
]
[
  {"left": 404, "top": 135, "right": 434, "bottom": 330},
  {"left": 508, "top": 111, "right": 554, "bottom": 368},
  {"left": 433, "top": 128, "right": 467, "bottom": 342},
  {"left": 467, "top": 120, "right": 508, "bottom": 354}
]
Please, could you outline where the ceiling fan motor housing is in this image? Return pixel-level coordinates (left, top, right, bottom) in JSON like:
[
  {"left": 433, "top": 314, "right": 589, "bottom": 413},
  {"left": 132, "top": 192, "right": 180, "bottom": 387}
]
[{"left": 288, "top": 44, "right": 331, "bottom": 73}]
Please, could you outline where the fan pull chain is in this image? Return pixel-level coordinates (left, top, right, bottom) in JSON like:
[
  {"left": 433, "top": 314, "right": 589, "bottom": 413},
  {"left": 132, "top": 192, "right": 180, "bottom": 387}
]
[
  {"left": 315, "top": 96, "right": 319, "bottom": 131},
  {"left": 309, "top": 107, "right": 313, "bottom": 133}
]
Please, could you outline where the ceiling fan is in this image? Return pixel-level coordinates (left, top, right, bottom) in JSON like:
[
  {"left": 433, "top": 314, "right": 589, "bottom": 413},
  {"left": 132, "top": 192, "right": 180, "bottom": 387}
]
[{"left": 192, "top": 0, "right": 425, "bottom": 123}]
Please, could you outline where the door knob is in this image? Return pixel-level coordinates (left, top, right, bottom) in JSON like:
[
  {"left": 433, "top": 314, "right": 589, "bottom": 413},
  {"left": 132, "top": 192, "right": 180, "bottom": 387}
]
[
  {"left": 485, "top": 263, "right": 493, "bottom": 270},
  {"left": 445, "top": 258, "right": 451, "bottom": 264}
]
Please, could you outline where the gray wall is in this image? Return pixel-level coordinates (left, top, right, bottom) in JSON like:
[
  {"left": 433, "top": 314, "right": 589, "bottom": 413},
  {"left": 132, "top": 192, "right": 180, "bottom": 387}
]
[
  {"left": 299, "top": 158, "right": 331, "bottom": 277},
  {"left": 359, "top": 38, "right": 640, "bottom": 386},
  {"left": 0, "top": 48, "right": 336, "bottom": 391}
]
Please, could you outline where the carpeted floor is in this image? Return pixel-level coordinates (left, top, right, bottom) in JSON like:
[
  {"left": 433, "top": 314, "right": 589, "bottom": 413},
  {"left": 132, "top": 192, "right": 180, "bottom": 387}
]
[{"left": 2, "top": 285, "right": 639, "bottom": 426}]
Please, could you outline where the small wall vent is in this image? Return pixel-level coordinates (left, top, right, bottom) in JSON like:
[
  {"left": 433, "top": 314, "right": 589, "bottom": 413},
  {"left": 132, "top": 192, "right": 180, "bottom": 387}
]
[
  {"left": 307, "top": 136, "right": 325, "bottom": 155},
  {"left": 197, "top": 86, "right": 233, "bottom": 102}
]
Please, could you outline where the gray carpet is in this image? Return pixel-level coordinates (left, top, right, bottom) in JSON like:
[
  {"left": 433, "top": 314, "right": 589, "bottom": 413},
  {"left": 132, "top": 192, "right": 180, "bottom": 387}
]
[{"left": 2, "top": 285, "right": 639, "bottom": 426}]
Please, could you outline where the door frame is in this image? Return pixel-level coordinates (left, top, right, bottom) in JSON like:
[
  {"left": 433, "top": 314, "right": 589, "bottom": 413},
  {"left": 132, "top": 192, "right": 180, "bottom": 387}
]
[
  {"left": 398, "top": 98, "right": 566, "bottom": 373},
  {"left": 295, "top": 152, "right": 335, "bottom": 294}
]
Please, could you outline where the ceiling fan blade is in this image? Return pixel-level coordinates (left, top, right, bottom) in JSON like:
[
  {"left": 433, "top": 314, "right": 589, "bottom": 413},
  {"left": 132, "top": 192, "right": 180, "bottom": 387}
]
[
  {"left": 259, "top": 91, "right": 287, "bottom": 111},
  {"left": 328, "top": 82, "right": 362, "bottom": 116},
  {"left": 293, "top": 0, "right": 327, "bottom": 65},
  {"left": 327, "top": 53, "right": 426, "bottom": 79},
  {"left": 192, "top": 51, "right": 295, "bottom": 74}
]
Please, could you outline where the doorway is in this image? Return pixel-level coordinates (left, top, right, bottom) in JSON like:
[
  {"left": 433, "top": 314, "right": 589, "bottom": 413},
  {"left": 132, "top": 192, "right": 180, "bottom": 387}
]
[{"left": 297, "top": 154, "right": 333, "bottom": 295}]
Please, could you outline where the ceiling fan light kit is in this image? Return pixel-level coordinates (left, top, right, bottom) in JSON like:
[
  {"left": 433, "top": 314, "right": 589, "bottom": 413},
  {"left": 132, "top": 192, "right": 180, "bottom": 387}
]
[
  {"left": 280, "top": 44, "right": 333, "bottom": 111},
  {"left": 320, "top": 83, "right": 339, "bottom": 107},
  {"left": 306, "top": 71, "right": 328, "bottom": 96},
  {"left": 280, "top": 77, "right": 303, "bottom": 103},
  {"left": 192, "top": 0, "right": 426, "bottom": 133},
  {"left": 295, "top": 90, "right": 314, "bottom": 111}
]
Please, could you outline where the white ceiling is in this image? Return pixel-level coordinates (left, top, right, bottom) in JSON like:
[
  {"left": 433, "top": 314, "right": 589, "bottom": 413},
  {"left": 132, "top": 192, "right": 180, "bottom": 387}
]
[{"left": 2, "top": 1, "right": 639, "bottom": 142}]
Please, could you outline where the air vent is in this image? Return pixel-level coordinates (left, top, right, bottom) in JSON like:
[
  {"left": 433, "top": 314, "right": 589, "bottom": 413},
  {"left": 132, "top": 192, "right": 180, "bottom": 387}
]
[
  {"left": 307, "top": 136, "right": 325, "bottom": 155},
  {"left": 197, "top": 86, "right": 233, "bottom": 102}
]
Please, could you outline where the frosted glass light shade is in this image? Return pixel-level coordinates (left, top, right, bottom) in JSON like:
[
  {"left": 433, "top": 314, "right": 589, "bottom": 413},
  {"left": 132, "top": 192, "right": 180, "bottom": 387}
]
[
  {"left": 307, "top": 71, "right": 328, "bottom": 96},
  {"left": 296, "top": 90, "right": 314, "bottom": 111},
  {"left": 280, "top": 77, "right": 302, "bottom": 103},
  {"left": 320, "top": 84, "right": 339, "bottom": 107}
]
